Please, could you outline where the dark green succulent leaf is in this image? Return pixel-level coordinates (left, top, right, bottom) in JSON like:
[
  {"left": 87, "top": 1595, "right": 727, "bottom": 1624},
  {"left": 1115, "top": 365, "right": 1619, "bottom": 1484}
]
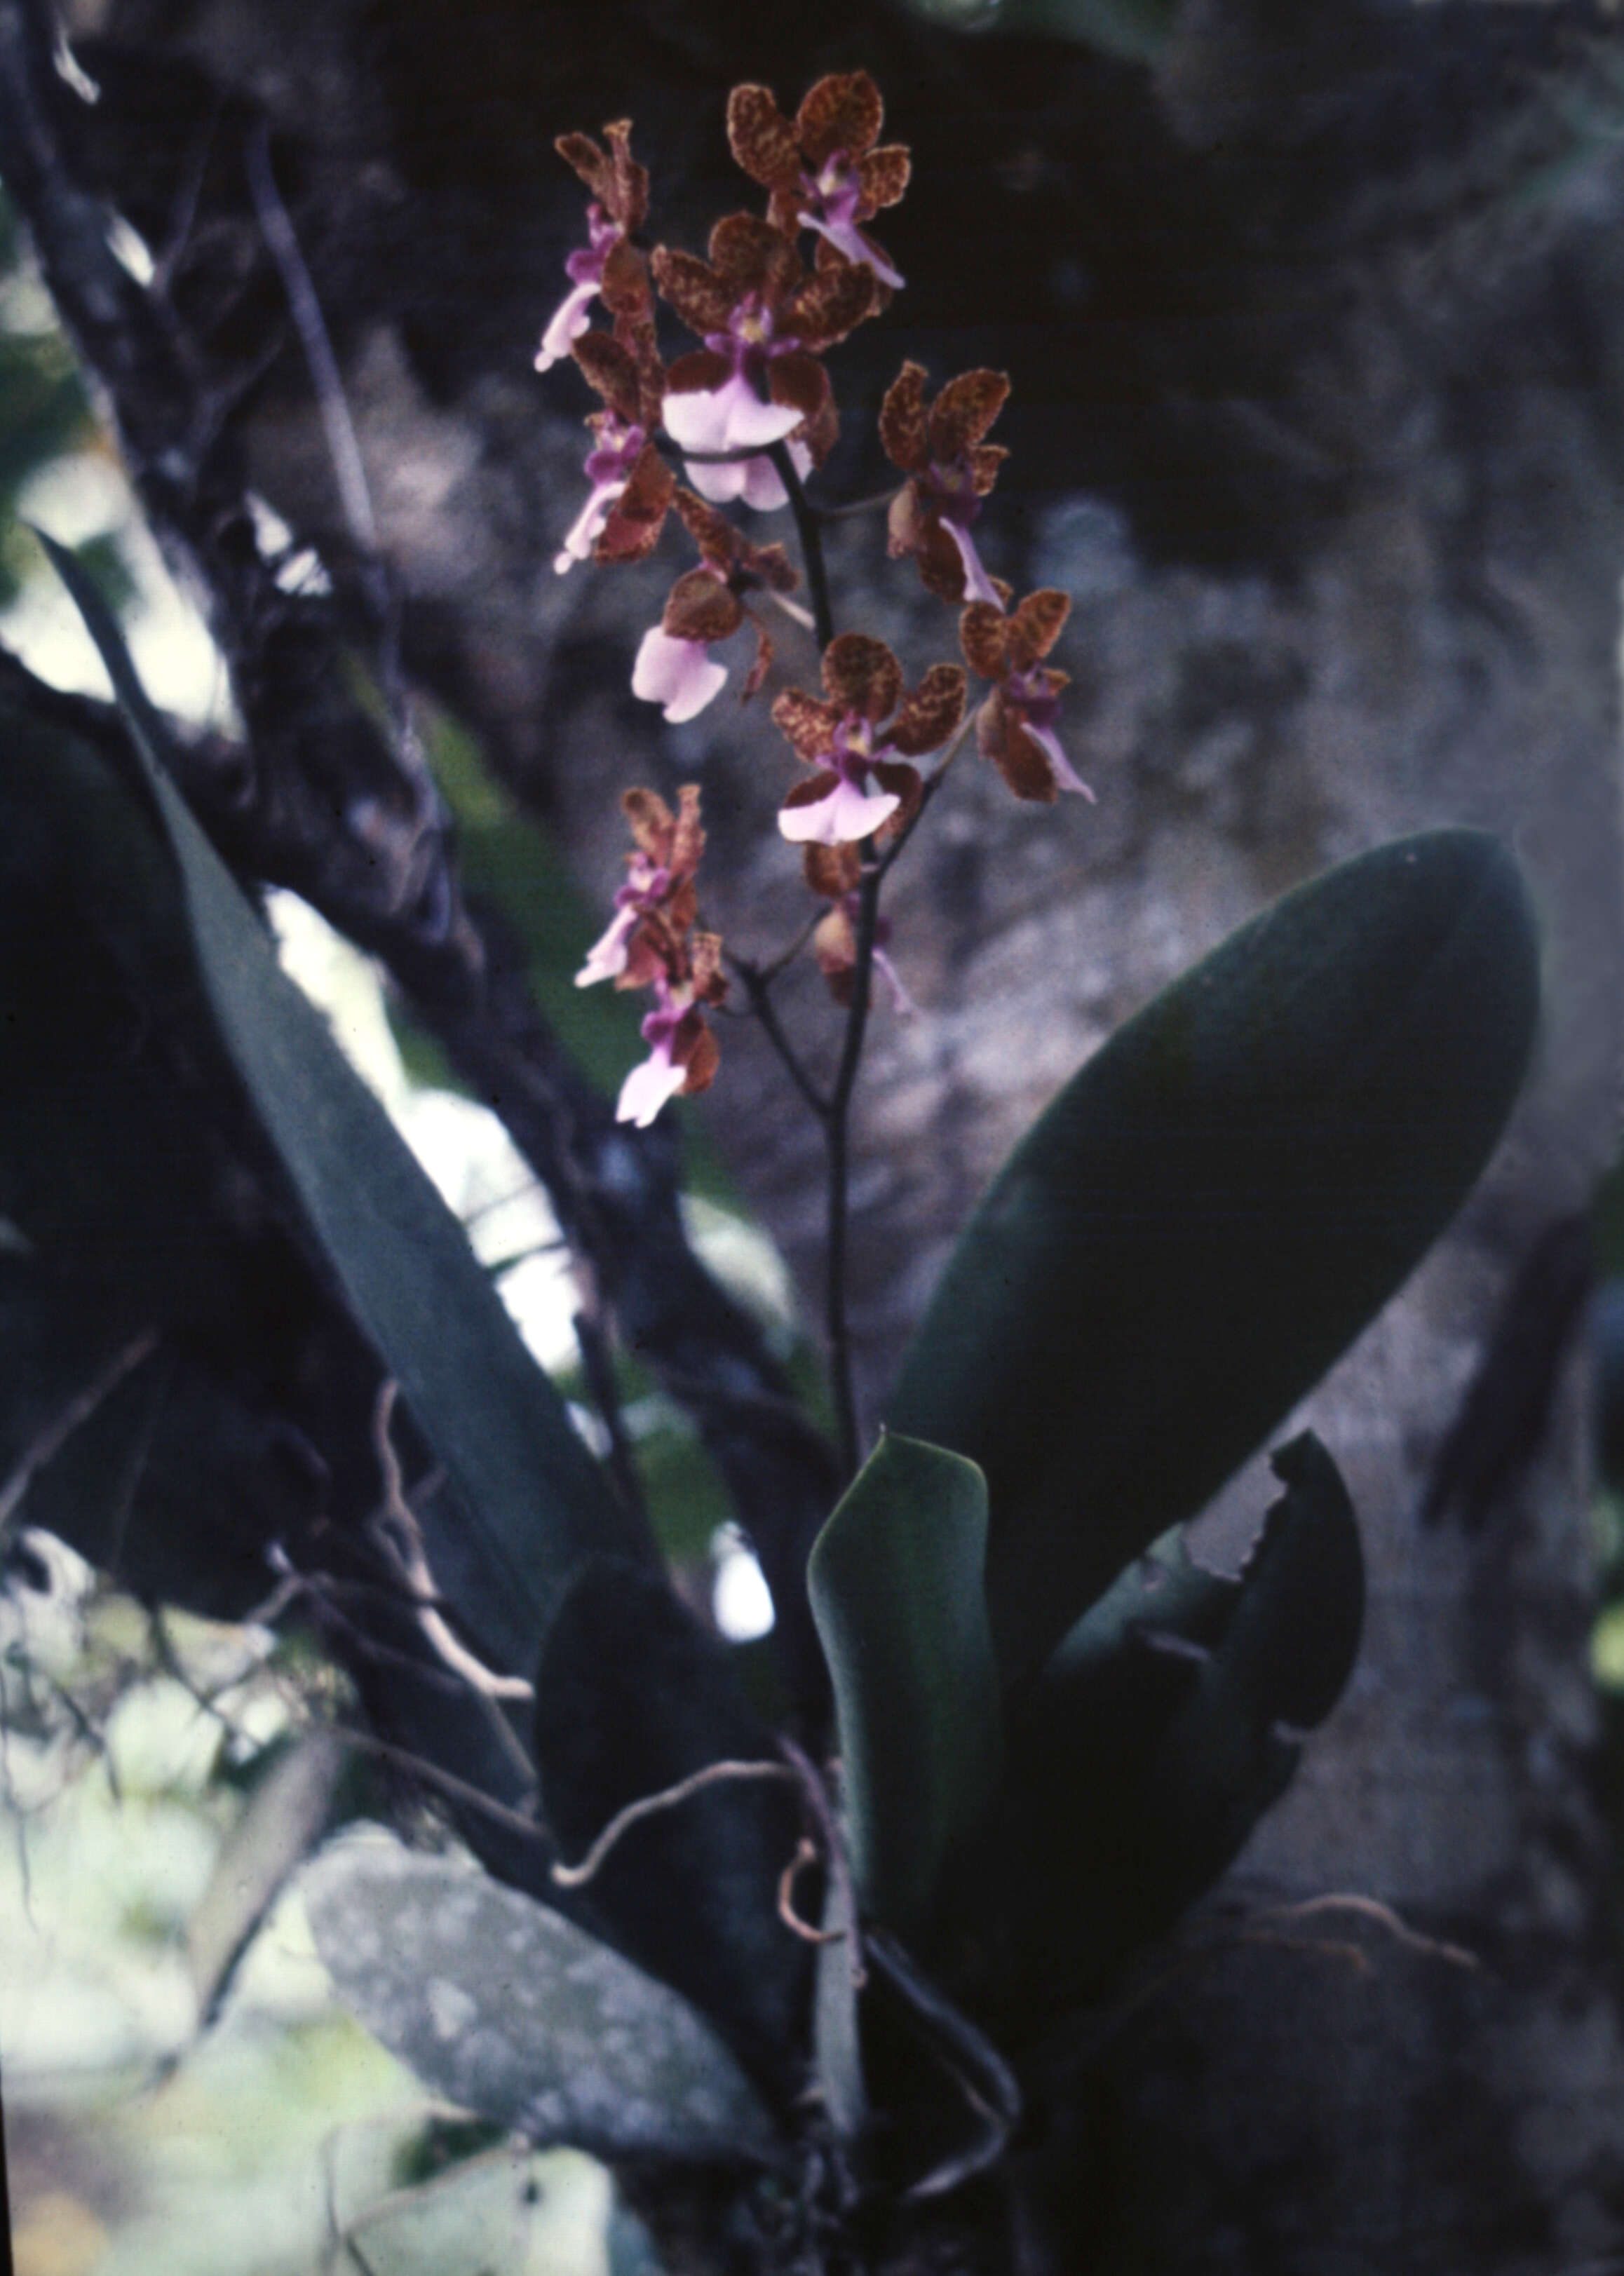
[
  {"left": 38, "top": 533, "right": 636, "bottom": 1675},
  {"left": 890, "top": 829, "right": 1538, "bottom": 1684},
  {"left": 532, "top": 1559, "right": 809, "bottom": 2092},
  {"left": 0, "top": 703, "right": 352, "bottom": 1611},
  {"left": 1046, "top": 1522, "right": 1236, "bottom": 1686},
  {"left": 808, "top": 1432, "right": 1003, "bottom": 1937},
  {"left": 1212, "top": 1432, "right": 1365, "bottom": 1733},
  {"left": 949, "top": 1432, "right": 1362, "bottom": 2035},
  {"left": 302, "top": 1831, "right": 781, "bottom": 2165}
]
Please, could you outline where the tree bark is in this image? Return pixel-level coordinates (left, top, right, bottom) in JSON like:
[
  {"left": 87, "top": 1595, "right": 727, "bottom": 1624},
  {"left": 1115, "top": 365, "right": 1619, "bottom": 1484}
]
[{"left": 6, "top": 0, "right": 1624, "bottom": 2263}]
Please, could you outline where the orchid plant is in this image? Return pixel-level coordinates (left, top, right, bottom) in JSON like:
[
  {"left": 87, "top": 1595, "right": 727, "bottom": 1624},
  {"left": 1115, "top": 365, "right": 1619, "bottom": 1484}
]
[{"left": 26, "top": 65, "right": 1541, "bottom": 2272}]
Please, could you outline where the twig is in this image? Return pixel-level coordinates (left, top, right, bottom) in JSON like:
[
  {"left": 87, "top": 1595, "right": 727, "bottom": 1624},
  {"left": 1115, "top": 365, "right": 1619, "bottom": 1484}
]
[
  {"left": 549, "top": 1756, "right": 797, "bottom": 1889},
  {"left": 0, "top": 1328, "right": 159, "bottom": 1537},
  {"left": 369, "top": 1383, "right": 535, "bottom": 1705},
  {"left": 864, "top": 1928, "right": 1023, "bottom": 2200},
  {"left": 330, "top": 1721, "right": 548, "bottom": 1845},
  {"left": 777, "top": 1834, "right": 844, "bottom": 1944},
  {"left": 1247, "top": 1893, "right": 1478, "bottom": 1972},
  {"left": 778, "top": 1735, "right": 865, "bottom": 1991},
  {"left": 245, "top": 123, "right": 377, "bottom": 557}
]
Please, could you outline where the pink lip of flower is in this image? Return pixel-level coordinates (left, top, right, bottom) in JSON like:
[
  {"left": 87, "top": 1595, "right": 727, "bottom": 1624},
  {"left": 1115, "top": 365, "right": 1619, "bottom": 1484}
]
[
  {"left": 663, "top": 299, "right": 808, "bottom": 509},
  {"left": 662, "top": 374, "right": 805, "bottom": 508},
  {"left": 617, "top": 1038, "right": 689, "bottom": 1126},
  {"left": 534, "top": 205, "right": 622, "bottom": 373},
  {"left": 616, "top": 994, "right": 692, "bottom": 1126},
  {"left": 779, "top": 720, "right": 904, "bottom": 846},
  {"left": 555, "top": 415, "right": 645, "bottom": 574},
  {"left": 797, "top": 151, "right": 905, "bottom": 290},
  {"left": 778, "top": 774, "right": 901, "bottom": 846},
  {"left": 574, "top": 852, "right": 671, "bottom": 986},
  {"left": 632, "top": 624, "right": 729, "bottom": 722},
  {"left": 925, "top": 459, "right": 1001, "bottom": 605},
  {"left": 1008, "top": 668, "right": 1095, "bottom": 800}
]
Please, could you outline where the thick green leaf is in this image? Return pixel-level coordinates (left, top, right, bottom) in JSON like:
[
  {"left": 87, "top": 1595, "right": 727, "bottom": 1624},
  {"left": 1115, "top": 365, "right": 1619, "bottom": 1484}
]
[
  {"left": 301, "top": 1830, "right": 780, "bottom": 2165},
  {"left": 39, "top": 535, "right": 636, "bottom": 1672},
  {"left": 949, "top": 1432, "right": 1363, "bottom": 2034},
  {"left": 808, "top": 1432, "right": 1003, "bottom": 1937},
  {"left": 890, "top": 829, "right": 1538, "bottom": 1683}
]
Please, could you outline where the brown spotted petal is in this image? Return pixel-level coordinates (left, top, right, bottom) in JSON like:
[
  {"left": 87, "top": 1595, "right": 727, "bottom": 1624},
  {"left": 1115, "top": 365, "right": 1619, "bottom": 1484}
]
[
  {"left": 769, "top": 351, "right": 837, "bottom": 465},
  {"left": 823, "top": 633, "right": 902, "bottom": 721},
  {"left": 688, "top": 930, "right": 727, "bottom": 1005},
  {"left": 556, "top": 123, "right": 649, "bottom": 232},
  {"left": 959, "top": 600, "right": 1010, "bottom": 680},
  {"left": 663, "top": 346, "right": 733, "bottom": 400},
  {"left": 708, "top": 212, "right": 803, "bottom": 301},
  {"left": 728, "top": 86, "right": 801, "bottom": 190},
  {"left": 970, "top": 443, "right": 1009, "bottom": 497},
  {"left": 889, "top": 663, "right": 966, "bottom": 757},
  {"left": 663, "top": 568, "right": 744, "bottom": 645},
  {"left": 678, "top": 1015, "right": 721, "bottom": 1095},
  {"left": 743, "top": 540, "right": 800, "bottom": 595},
  {"left": 600, "top": 238, "right": 654, "bottom": 326},
  {"left": 978, "top": 691, "right": 1060, "bottom": 803},
  {"left": 571, "top": 331, "right": 642, "bottom": 423},
  {"left": 669, "top": 783, "right": 705, "bottom": 879},
  {"left": 595, "top": 445, "right": 675, "bottom": 564},
  {"left": 742, "top": 621, "right": 776, "bottom": 701},
  {"left": 787, "top": 258, "right": 876, "bottom": 351},
  {"left": 813, "top": 901, "right": 859, "bottom": 1001},
  {"left": 858, "top": 146, "right": 911, "bottom": 211},
  {"left": 928, "top": 370, "right": 1010, "bottom": 459},
  {"left": 871, "top": 759, "right": 923, "bottom": 832},
  {"left": 890, "top": 486, "right": 976, "bottom": 602},
  {"left": 773, "top": 688, "right": 843, "bottom": 764},
  {"left": 621, "top": 785, "right": 677, "bottom": 860},
  {"left": 1009, "top": 588, "right": 1071, "bottom": 668},
  {"left": 803, "top": 841, "right": 860, "bottom": 900},
  {"left": 674, "top": 486, "right": 740, "bottom": 564},
  {"left": 651, "top": 248, "right": 735, "bottom": 337},
  {"left": 879, "top": 362, "right": 931, "bottom": 473},
  {"left": 797, "top": 72, "right": 885, "bottom": 168}
]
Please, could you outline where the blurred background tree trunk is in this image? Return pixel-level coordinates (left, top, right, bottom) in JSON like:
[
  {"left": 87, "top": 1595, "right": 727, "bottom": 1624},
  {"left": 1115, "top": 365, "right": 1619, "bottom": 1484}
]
[{"left": 4, "top": 0, "right": 1624, "bottom": 2263}]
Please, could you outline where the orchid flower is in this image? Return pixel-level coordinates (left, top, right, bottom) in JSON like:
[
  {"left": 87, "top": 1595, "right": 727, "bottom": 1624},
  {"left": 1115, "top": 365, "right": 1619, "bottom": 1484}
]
[
  {"left": 773, "top": 634, "right": 965, "bottom": 847},
  {"left": 654, "top": 213, "right": 875, "bottom": 511},
  {"left": 630, "top": 497, "right": 802, "bottom": 722},
  {"left": 881, "top": 362, "right": 1010, "bottom": 607},
  {"left": 535, "top": 204, "right": 625, "bottom": 373},
  {"left": 727, "top": 73, "right": 909, "bottom": 294},
  {"left": 960, "top": 589, "right": 1094, "bottom": 803}
]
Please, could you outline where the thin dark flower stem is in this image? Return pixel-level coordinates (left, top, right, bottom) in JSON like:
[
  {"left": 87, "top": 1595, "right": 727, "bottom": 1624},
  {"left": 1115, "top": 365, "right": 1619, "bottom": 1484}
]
[
  {"left": 769, "top": 440, "right": 834, "bottom": 653},
  {"left": 825, "top": 853, "right": 882, "bottom": 1482},
  {"left": 812, "top": 485, "right": 902, "bottom": 523},
  {"left": 731, "top": 953, "right": 831, "bottom": 1122}
]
